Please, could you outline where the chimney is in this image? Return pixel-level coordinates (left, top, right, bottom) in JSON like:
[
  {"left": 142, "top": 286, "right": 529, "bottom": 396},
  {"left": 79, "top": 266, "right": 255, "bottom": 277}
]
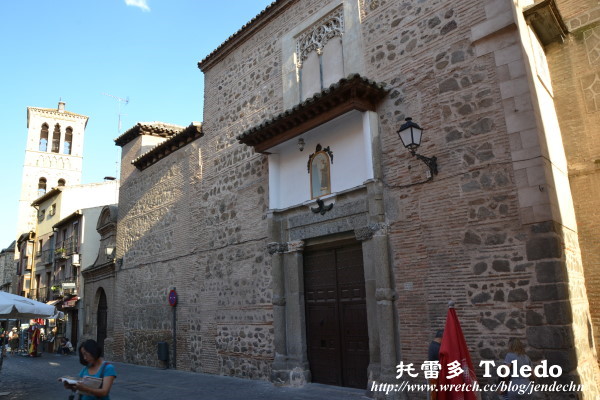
[{"left": 58, "top": 101, "right": 65, "bottom": 112}]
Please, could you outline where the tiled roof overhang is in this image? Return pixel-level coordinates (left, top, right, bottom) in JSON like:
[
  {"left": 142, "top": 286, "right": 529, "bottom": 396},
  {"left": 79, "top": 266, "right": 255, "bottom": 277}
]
[
  {"left": 53, "top": 210, "right": 82, "bottom": 229},
  {"left": 31, "top": 187, "right": 63, "bottom": 207},
  {"left": 114, "top": 122, "right": 185, "bottom": 147},
  {"left": 237, "top": 74, "right": 388, "bottom": 153},
  {"left": 198, "top": 0, "right": 294, "bottom": 72},
  {"left": 132, "top": 123, "right": 203, "bottom": 170}
]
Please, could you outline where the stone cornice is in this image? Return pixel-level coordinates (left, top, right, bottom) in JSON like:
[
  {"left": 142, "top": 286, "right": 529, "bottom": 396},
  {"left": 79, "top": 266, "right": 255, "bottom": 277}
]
[
  {"left": 132, "top": 123, "right": 203, "bottom": 170},
  {"left": 237, "top": 74, "right": 388, "bottom": 153},
  {"left": 81, "top": 262, "right": 115, "bottom": 283},
  {"left": 27, "top": 107, "right": 88, "bottom": 120},
  {"left": 27, "top": 107, "right": 89, "bottom": 129},
  {"left": 198, "top": 0, "right": 296, "bottom": 72}
]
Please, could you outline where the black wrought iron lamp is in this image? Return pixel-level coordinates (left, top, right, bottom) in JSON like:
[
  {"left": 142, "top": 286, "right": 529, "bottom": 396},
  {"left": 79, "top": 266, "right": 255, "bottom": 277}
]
[{"left": 397, "top": 117, "right": 438, "bottom": 179}]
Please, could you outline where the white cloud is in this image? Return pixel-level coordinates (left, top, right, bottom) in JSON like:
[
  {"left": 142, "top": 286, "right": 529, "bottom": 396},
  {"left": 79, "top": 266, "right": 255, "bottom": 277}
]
[{"left": 125, "top": 0, "right": 150, "bottom": 12}]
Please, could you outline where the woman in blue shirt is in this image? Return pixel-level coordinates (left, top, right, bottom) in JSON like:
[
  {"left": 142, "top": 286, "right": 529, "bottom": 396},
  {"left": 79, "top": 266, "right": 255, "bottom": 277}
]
[{"left": 65, "top": 339, "right": 116, "bottom": 400}]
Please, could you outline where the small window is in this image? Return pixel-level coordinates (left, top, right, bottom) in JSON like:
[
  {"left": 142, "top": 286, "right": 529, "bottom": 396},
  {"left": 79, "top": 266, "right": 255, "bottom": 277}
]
[
  {"left": 38, "top": 177, "right": 47, "bottom": 196},
  {"left": 308, "top": 145, "right": 333, "bottom": 199},
  {"left": 51, "top": 124, "right": 61, "bottom": 153},
  {"left": 39, "top": 123, "right": 49, "bottom": 152},
  {"left": 58, "top": 178, "right": 66, "bottom": 187},
  {"left": 64, "top": 127, "right": 73, "bottom": 155},
  {"left": 49, "top": 203, "right": 56, "bottom": 216},
  {"left": 38, "top": 209, "right": 46, "bottom": 222}
]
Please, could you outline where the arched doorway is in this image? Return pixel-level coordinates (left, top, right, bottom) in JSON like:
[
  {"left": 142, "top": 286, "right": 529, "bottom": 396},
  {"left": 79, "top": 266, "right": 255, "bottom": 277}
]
[{"left": 96, "top": 289, "right": 108, "bottom": 348}]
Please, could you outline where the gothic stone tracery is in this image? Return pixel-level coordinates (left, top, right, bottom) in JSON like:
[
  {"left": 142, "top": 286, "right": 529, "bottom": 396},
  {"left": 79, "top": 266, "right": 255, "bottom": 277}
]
[{"left": 295, "top": 6, "right": 344, "bottom": 67}]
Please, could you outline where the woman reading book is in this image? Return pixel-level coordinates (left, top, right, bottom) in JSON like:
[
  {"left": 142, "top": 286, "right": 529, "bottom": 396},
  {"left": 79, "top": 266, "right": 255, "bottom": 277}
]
[{"left": 63, "top": 339, "right": 117, "bottom": 400}]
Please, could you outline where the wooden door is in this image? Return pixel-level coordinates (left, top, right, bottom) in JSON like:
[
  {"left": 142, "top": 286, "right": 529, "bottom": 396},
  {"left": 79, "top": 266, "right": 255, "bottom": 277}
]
[
  {"left": 70, "top": 310, "right": 79, "bottom": 349},
  {"left": 304, "top": 241, "right": 369, "bottom": 388}
]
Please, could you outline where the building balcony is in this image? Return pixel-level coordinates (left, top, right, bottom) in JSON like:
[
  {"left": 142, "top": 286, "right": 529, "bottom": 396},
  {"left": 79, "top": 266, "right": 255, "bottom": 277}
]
[
  {"left": 41, "top": 249, "right": 54, "bottom": 265},
  {"left": 34, "top": 286, "right": 48, "bottom": 303},
  {"left": 56, "top": 236, "right": 79, "bottom": 257},
  {"left": 55, "top": 248, "right": 68, "bottom": 260}
]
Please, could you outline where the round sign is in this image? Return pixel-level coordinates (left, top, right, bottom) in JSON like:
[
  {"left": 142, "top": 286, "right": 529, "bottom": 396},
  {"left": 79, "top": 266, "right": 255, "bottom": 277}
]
[{"left": 168, "top": 289, "right": 178, "bottom": 307}]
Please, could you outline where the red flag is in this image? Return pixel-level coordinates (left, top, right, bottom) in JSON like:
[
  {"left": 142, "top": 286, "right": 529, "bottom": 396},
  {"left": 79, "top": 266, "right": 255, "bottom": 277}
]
[{"left": 437, "top": 306, "right": 478, "bottom": 400}]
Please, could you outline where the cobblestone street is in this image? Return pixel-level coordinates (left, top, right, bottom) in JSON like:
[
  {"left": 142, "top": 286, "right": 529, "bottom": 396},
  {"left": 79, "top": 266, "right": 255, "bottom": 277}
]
[{"left": 0, "top": 353, "right": 369, "bottom": 399}]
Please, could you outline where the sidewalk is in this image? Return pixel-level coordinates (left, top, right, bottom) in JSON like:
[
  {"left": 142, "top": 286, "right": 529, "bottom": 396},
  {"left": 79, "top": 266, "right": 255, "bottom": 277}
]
[{"left": 0, "top": 353, "right": 370, "bottom": 399}]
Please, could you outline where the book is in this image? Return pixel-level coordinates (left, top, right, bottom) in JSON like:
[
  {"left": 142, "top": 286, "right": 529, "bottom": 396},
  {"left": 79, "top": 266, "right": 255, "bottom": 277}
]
[
  {"left": 58, "top": 376, "right": 80, "bottom": 385},
  {"left": 82, "top": 376, "right": 103, "bottom": 389},
  {"left": 59, "top": 376, "right": 103, "bottom": 389}
]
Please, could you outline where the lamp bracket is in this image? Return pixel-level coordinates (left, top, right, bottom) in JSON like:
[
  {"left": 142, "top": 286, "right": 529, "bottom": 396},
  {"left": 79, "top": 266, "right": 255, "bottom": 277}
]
[
  {"left": 395, "top": 152, "right": 438, "bottom": 189},
  {"left": 413, "top": 152, "right": 438, "bottom": 177}
]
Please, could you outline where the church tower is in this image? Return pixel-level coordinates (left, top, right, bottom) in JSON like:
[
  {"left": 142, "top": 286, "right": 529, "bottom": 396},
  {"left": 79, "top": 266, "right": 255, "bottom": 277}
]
[{"left": 16, "top": 102, "right": 89, "bottom": 236}]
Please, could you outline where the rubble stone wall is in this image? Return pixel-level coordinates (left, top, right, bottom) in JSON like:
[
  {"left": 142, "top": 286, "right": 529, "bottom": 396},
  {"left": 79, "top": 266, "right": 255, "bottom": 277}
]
[{"left": 111, "top": 0, "right": 600, "bottom": 394}]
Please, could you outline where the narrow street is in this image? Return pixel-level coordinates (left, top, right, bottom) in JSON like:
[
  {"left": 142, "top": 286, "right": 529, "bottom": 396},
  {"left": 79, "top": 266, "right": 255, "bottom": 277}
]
[{"left": 0, "top": 353, "right": 369, "bottom": 399}]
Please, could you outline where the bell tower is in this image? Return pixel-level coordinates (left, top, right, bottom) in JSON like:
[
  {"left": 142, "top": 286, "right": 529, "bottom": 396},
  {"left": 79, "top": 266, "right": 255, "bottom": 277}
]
[{"left": 16, "top": 101, "right": 89, "bottom": 236}]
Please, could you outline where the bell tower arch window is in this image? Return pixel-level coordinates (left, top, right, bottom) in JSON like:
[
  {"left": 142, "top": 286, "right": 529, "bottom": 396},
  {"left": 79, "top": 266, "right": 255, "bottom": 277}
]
[
  {"left": 64, "top": 127, "right": 73, "bottom": 155},
  {"left": 51, "top": 124, "right": 61, "bottom": 153},
  {"left": 39, "top": 123, "right": 49, "bottom": 152},
  {"left": 38, "top": 177, "right": 47, "bottom": 196}
]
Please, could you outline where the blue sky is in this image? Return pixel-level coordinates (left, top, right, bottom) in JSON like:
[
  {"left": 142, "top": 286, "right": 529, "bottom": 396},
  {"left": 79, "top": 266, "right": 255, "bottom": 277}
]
[{"left": 0, "top": 0, "right": 273, "bottom": 247}]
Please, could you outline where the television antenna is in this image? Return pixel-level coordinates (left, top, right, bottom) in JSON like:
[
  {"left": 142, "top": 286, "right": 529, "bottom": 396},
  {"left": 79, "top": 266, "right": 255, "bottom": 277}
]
[
  {"left": 102, "top": 93, "right": 129, "bottom": 186},
  {"left": 102, "top": 93, "right": 129, "bottom": 134}
]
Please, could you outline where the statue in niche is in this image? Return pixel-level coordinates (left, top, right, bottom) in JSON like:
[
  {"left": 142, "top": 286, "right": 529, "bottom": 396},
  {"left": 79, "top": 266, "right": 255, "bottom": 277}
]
[{"left": 308, "top": 144, "right": 334, "bottom": 199}]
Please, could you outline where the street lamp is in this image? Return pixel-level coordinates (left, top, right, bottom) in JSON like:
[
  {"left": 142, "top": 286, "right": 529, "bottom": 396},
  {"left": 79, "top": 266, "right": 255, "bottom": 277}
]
[
  {"left": 105, "top": 246, "right": 114, "bottom": 258},
  {"left": 397, "top": 117, "right": 438, "bottom": 179}
]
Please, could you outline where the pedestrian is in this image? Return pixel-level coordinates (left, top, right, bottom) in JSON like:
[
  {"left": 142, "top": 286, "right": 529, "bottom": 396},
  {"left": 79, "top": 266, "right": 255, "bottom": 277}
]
[
  {"left": 28, "top": 323, "right": 41, "bottom": 356},
  {"left": 8, "top": 328, "right": 18, "bottom": 355},
  {"left": 62, "top": 339, "right": 117, "bottom": 400},
  {"left": 427, "top": 329, "right": 443, "bottom": 400},
  {"left": 502, "top": 338, "right": 533, "bottom": 400},
  {"left": 59, "top": 337, "right": 74, "bottom": 355}
]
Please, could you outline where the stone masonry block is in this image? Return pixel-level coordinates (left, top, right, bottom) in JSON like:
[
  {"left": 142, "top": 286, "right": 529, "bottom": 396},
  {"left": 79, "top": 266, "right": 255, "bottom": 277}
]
[
  {"left": 526, "top": 236, "right": 562, "bottom": 260},
  {"left": 544, "top": 301, "right": 573, "bottom": 325},
  {"left": 526, "top": 309, "right": 544, "bottom": 326},
  {"left": 527, "top": 326, "right": 574, "bottom": 349},
  {"left": 471, "top": 10, "right": 514, "bottom": 43},
  {"left": 530, "top": 283, "right": 569, "bottom": 302},
  {"left": 535, "top": 260, "right": 567, "bottom": 283}
]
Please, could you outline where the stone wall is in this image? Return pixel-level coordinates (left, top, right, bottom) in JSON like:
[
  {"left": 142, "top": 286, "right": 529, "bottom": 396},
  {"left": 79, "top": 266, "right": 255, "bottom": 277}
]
[
  {"left": 112, "top": 0, "right": 600, "bottom": 396},
  {"left": 550, "top": 0, "right": 600, "bottom": 386},
  {"left": 359, "top": 0, "right": 600, "bottom": 396},
  {"left": 114, "top": 140, "right": 198, "bottom": 370}
]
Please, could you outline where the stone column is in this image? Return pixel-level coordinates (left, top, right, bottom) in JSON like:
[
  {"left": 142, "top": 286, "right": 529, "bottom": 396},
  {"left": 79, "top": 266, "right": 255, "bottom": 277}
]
[
  {"left": 282, "top": 240, "right": 311, "bottom": 386},
  {"left": 356, "top": 223, "right": 399, "bottom": 384},
  {"left": 270, "top": 240, "right": 310, "bottom": 386},
  {"left": 268, "top": 241, "right": 289, "bottom": 384}
]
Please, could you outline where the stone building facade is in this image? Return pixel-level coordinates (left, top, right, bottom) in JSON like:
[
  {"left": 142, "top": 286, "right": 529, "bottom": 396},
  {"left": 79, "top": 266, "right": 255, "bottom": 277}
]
[
  {"left": 107, "top": 0, "right": 600, "bottom": 398},
  {"left": 81, "top": 205, "right": 118, "bottom": 351},
  {"left": 0, "top": 241, "right": 15, "bottom": 292}
]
